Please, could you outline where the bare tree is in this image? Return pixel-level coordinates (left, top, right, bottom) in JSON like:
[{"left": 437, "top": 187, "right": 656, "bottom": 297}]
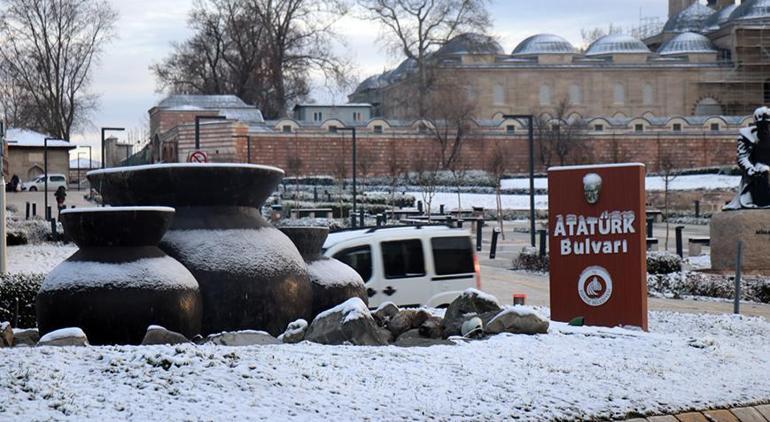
[
  {"left": 535, "top": 98, "right": 588, "bottom": 168},
  {"left": 0, "top": 0, "right": 118, "bottom": 139},
  {"left": 412, "top": 144, "right": 441, "bottom": 221},
  {"left": 657, "top": 139, "right": 679, "bottom": 251},
  {"left": 358, "top": 0, "right": 490, "bottom": 116},
  {"left": 286, "top": 154, "right": 304, "bottom": 197},
  {"left": 580, "top": 24, "right": 623, "bottom": 50},
  {"left": 384, "top": 136, "right": 404, "bottom": 219},
  {"left": 153, "top": 0, "right": 351, "bottom": 118},
  {"left": 486, "top": 140, "right": 510, "bottom": 237},
  {"left": 356, "top": 144, "right": 378, "bottom": 188}
]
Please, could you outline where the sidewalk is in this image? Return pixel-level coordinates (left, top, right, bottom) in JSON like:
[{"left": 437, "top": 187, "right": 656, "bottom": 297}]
[{"left": 626, "top": 404, "right": 770, "bottom": 421}]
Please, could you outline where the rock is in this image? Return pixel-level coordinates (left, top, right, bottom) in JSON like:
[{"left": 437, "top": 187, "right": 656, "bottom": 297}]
[
  {"left": 484, "top": 307, "right": 549, "bottom": 335},
  {"left": 372, "top": 302, "right": 400, "bottom": 326},
  {"left": 388, "top": 309, "right": 431, "bottom": 338},
  {"left": 442, "top": 289, "right": 501, "bottom": 337},
  {"left": 141, "top": 325, "right": 190, "bottom": 345},
  {"left": 278, "top": 319, "right": 308, "bottom": 344},
  {"left": 12, "top": 328, "right": 39, "bottom": 347},
  {"left": 711, "top": 209, "right": 770, "bottom": 271},
  {"left": 38, "top": 327, "right": 89, "bottom": 347},
  {"left": 395, "top": 329, "right": 455, "bottom": 348},
  {"left": 206, "top": 330, "right": 280, "bottom": 346},
  {"left": 305, "top": 298, "right": 389, "bottom": 346},
  {"left": 461, "top": 317, "right": 484, "bottom": 338},
  {"left": 376, "top": 326, "right": 394, "bottom": 344},
  {"left": 0, "top": 322, "right": 13, "bottom": 347},
  {"left": 418, "top": 316, "right": 444, "bottom": 339}
]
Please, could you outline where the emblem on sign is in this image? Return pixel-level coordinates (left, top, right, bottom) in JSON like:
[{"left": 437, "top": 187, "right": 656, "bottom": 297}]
[
  {"left": 583, "top": 173, "right": 602, "bottom": 204},
  {"left": 577, "top": 265, "right": 613, "bottom": 307},
  {"left": 188, "top": 150, "right": 208, "bottom": 163}
]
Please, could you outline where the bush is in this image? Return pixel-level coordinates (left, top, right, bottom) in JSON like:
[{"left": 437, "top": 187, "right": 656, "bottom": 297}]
[
  {"left": 513, "top": 246, "right": 549, "bottom": 272},
  {"left": 648, "top": 271, "right": 770, "bottom": 304},
  {"left": 0, "top": 272, "right": 44, "bottom": 328},
  {"left": 647, "top": 252, "right": 682, "bottom": 275}
]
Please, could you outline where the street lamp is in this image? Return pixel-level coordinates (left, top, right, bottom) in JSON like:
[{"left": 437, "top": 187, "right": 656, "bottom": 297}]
[
  {"left": 0, "top": 121, "right": 7, "bottom": 273},
  {"left": 232, "top": 134, "right": 252, "bottom": 163},
  {"left": 502, "top": 114, "right": 536, "bottom": 247},
  {"left": 77, "top": 152, "right": 86, "bottom": 191},
  {"left": 101, "top": 127, "right": 125, "bottom": 169},
  {"left": 337, "top": 127, "right": 357, "bottom": 227},
  {"left": 43, "top": 137, "right": 57, "bottom": 220},
  {"left": 195, "top": 115, "right": 227, "bottom": 150}
]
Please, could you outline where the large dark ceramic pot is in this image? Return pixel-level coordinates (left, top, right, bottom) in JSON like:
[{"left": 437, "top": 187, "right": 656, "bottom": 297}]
[
  {"left": 279, "top": 226, "right": 368, "bottom": 319},
  {"left": 87, "top": 164, "right": 312, "bottom": 336},
  {"left": 36, "top": 207, "right": 202, "bottom": 345}
]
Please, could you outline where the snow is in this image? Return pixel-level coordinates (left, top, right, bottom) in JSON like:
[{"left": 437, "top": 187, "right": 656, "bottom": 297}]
[
  {"left": 60, "top": 206, "right": 175, "bottom": 215},
  {"left": 314, "top": 297, "right": 371, "bottom": 323},
  {"left": 500, "top": 174, "right": 741, "bottom": 192},
  {"left": 7, "top": 244, "right": 77, "bottom": 274},
  {"left": 40, "top": 256, "right": 198, "bottom": 292},
  {"left": 490, "top": 305, "right": 542, "bottom": 320},
  {"left": 277, "top": 319, "right": 307, "bottom": 342},
  {"left": 685, "top": 255, "right": 711, "bottom": 270},
  {"left": 0, "top": 311, "right": 769, "bottom": 420},
  {"left": 87, "top": 162, "right": 285, "bottom": 177},
  {"left": 550, "top": 162, "right": 646, "bottom": 171},
  {"left": 4, "top": 129, "right": 72, "bottom": 148},
  {"left": 307, "top": 259, "right": 364, "bottom": 287},
  {"left": 38, "top": 327, "right": 86, "bottom": 343},
  {"left": 463, "top": 288, "right": 501, "bottom": 306},
  {"left": 410, "top": 191, "right": 549, "bottom": 210}
]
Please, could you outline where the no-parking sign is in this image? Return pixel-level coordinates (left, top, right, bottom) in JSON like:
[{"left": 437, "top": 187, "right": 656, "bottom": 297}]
[
  {"left": 548, "top": 163, "right": 648, "bottom": 330},
  {"left": 188, "top": 150, "right": 208, "bottom": 163}
]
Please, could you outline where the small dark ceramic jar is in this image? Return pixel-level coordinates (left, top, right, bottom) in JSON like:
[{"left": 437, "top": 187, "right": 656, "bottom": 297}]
[
  {"left": 279, "top": 226, "right": 368, "bottom": 319},
  {"left": 36, "top": 207, "right": 202, "bottom": 345}
]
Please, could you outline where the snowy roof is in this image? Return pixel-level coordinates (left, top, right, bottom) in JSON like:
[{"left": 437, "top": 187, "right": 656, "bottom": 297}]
[
  {"left": 512, "top": 34, "right": 576, "bottom": 56},
  {"left": 294, "top": 103, "right": 372, "bottom": 109},
  {"left": 389, "top": 58, "right": 418, "bottom": 81},
  {"left": 658, "top": 32, "right": 717, "bottom": 55},
  {"left": 4, "top": 129, "right": 74, "bottom": 149},
  {"left": 218, "top": 108, "right": 264, "bottom": 124},
  {"left": 585, "top": 34, "right": 650, "bottom": 56},
  {"left": 702, "top": 4, "right": 738, "bottom": 32},
  {"left": 155, "top": 95, "right": 250, "bottom": 110},
  {"left": 728, "top": 0, "right": 770, "bottom": 23},
  {"left": 436, "top": 33, "right": 504, "bottom": 56},
  {"left": 663, "top": 2, "right": 715, "bottom": 33}
]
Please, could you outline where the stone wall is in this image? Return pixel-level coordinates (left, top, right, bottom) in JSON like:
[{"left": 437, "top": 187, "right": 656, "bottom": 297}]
[{"left": 7, "top": 148, "right": 70, "bottom": 182}]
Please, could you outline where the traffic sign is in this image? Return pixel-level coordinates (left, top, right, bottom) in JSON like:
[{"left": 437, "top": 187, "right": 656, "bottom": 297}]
[{"left": 188, "top": 150, "right": 208, "bottom": 163}]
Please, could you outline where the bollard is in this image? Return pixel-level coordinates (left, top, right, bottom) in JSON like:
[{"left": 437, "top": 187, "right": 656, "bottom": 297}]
[
  {"left": 733, "top": 240, "right": 743, "bottom": 314},
  {"left": 446, "top": 215, "right": 454, "bottom": 228},
  {"left": 489, "top": 228, "right": 501, "bottom": 259},
  {"left": 350, "top": 213, "right": 357, "bottom": 228},
  {"left": 417, "top": 201, "right": 423, "bottom": 214},
  {"left": 382, "top": 212, "right": 387, "bottom": 225},
  {"left": 32, "top": 203, "right": 37, "bottom": 217},
  {"left": 646, "top": 217, "right": 654, "bottom": 238},
  {"left": 359, "top": 209, "right": 365, "bottom": 227},
  {"left": 326, "top": 192, "right": 332, "bottom": 202},
  {"left": 440, "top": 204, "right": 445, "bottom": 215},
  {"left": 50, "top": 218, "right": 57, "bottom": 238},
  {"left": 375, "top": 215, "right": 382, "bottom": 227},
  {"left": 25, "top": 202, "right": 30, "bottom": 220},
  {"left": 694, "top": 200, "right": 700, "bottom": 219},
  {"left": 675, "top": 226, "right": 684, "bottom": 257},
  {"left": 513, "top": 294, "right": 526, "bottom": 306},
  {"left": 313, "top": 186, "right": 318, "bottom": 203},
  {"left": 538, "top": 229, "right": 547, "bottom": 257},
  {"left": 46, "top": 206, "right": 52, "bottom": 221},
  {"left": 476, "top": 221, "right": 483, "bottom": 252},
  {"left": 457, "top": 219, "right": 464, "bottom": 229}
]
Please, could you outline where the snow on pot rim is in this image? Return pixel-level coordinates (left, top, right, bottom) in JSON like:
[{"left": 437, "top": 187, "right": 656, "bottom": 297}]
[
  {"left": 86, "top": 163, "right": 286, "bottom": 208},
  {"left": 60, "top": 206, "right": 175, "bottom": 248}
]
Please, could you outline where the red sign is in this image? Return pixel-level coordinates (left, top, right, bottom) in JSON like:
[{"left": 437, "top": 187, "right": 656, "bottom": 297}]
[
  {"left": 548, "top": 163, "right": 648, "bottom": 330},
  {"left": 188, "top": 150, "right": 208, "bottom": 163}
]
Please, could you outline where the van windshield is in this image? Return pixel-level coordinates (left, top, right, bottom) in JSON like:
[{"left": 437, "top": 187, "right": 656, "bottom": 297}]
[{"left": 431, "top": 236, "right": 474, "bottom": 275}]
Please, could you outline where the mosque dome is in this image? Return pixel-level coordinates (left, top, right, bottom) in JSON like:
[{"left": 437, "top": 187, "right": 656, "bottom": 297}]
[
  {"left": 512, "top": 34, "right": 576, "bottom": 56},
  {"left": 658, "top": 32, "right": 717, "bottom": 55},
  {"left": 389, "top": 58, "right": 417, "bottom": 81},
  {"left": 436, "top": 33, "right": 504, "bottom": 56},
  {"left": 663, "top": 2, "right": 714, "bottom": 33},
  {"left": 728, "top": 0, "right": 770, "bottom": 23},
  {"left": 585, "top": 34, "right": 650, "bottom": 57},
  {"left": 701, "top": 4, "right": 738, "bottom": 32}
]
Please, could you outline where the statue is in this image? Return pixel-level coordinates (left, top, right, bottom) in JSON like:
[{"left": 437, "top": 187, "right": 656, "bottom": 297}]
[{"left": 725, "top": 106, "right": 770, "bottom": 210}]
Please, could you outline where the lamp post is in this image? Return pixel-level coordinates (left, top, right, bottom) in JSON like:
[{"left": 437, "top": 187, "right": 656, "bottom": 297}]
[
  {"left": 0, "top": 121, "right": 6, "bottom": 273},
  {"left": 337, "top": 127, "right": 357, "bottom": 227},
  {"left": 77, "top": 152, "right": 86, "bottom": 191},
  {"left": 43, "top": 137, "right": 57, "bottom": 220},
  {"left": 502, "top": 114, "right": 536, "bottom": 247},
  {"left": 101, "top": 127, "right": 125, "bottom": 169},
  {"left": 232, "top": 134, "right": 252, "bottom": 163},
  {"left": 195, "top": 115, "right": 227, "bottom": 150}
]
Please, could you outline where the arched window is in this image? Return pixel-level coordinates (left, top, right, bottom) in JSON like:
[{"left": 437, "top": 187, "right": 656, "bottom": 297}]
[
  {"left": 643, "top": 84, "right": 654, "bottom": 106},
  {"left": 539, "top": 84, "right": 552, "bottom": 106},
  {"left": 613, "top": 83, "right": 625, "bottom": 105},
  {"left": 694, "top": 97, "right": 724, "bottom": 116},
  {"left": 764, "top": 79, "right": 770, "bottom": 104},
  {"left": 493, "top": 84, "right": 505, "bottom": 105},
  {"left": 569, "top": 84, "right": 582, "bottom": 105}
]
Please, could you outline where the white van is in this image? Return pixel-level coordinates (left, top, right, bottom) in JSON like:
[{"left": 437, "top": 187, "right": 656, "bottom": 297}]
[
  {"left": 323, "top": 225, "right": 481, "bottom": 308},
  {"left": 22, "top": 174, "right": 68, "bottom": 191}
]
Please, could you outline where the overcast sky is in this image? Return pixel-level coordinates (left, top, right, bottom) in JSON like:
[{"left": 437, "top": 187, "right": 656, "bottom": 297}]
[{"left": 75, "top": 0, "right": 670, "bottom": 155}]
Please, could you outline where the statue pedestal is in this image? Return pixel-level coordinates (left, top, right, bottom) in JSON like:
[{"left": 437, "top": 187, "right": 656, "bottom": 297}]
[{"left": 710, "top": 209, "right": 770, "bottom": 272}]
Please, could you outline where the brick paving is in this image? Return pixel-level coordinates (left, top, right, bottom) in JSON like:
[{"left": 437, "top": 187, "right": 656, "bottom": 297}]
[{"left": 624, "top": 404, "right": 770, "bottom": 422}]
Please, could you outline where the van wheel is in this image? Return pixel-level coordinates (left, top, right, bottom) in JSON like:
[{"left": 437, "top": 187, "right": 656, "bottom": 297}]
[{"left": 29, "top": 187, "right": 37, "bottom": 192}]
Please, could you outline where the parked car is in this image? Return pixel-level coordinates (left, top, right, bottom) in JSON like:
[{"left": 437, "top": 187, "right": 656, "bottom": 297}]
[
  {"left": 323, "top": 225, "right": 481, "bottom": 308},
  {"left": 21, "top": 174, "right": 67, "bottom": 192}
]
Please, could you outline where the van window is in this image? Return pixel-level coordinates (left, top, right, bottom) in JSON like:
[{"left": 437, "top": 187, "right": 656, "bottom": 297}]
[
  {"left": 382, "top": 239, "right": 425, "bottom": 279},
  {"left": 50, "top": 176, "right": 65, "bottom": 182},
  {"left": 333, "top": 246, "right": 372, "bottom": 282},
  {"left": 431, "top": 236, "right": 474, "bottom": 275}
]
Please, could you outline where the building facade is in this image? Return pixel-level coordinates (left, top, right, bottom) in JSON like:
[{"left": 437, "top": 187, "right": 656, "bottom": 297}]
[{"left": 4, "top": 129, "right": 74, "bottom": 182}]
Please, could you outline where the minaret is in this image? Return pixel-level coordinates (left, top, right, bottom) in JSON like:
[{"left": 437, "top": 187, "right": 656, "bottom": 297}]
[{"left": 669, "top": 0, "right": 697, "bottom": 19}]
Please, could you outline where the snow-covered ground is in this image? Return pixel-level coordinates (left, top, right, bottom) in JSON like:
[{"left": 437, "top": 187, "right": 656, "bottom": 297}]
[
  {"left": 7, "top": 244, "right": 77, "bottom": 274},
  {"left": 1, "top": 311, "right": 768, "bottom": 420},
  {"left": 408, "top": 191, "right": 549, "bottom": 211},
  {"left": 501, "top": 174, "right": 740, "bottom": 192}
]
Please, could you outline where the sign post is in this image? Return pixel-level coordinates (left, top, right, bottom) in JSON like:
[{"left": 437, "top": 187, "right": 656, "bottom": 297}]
[{"left": 548, "top": 163, "right": 648, "bottom": 330}]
